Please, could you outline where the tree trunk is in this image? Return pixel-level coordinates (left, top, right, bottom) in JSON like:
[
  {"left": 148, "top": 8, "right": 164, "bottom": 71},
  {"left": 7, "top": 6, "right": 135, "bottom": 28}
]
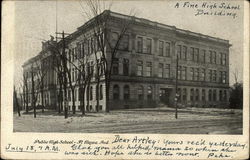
[
  {"left": 58, "top": 84, "right": 62, "bottom": 114},
  {"left": 31, "top": 71, "right": 36, "bottom": 118},
  {"left": 25, "top": 86, "right": 29, "bottom": 113},
  {"left": 87, "top": 86, "right": 90, "bottom": 112},
  {"left": 72, "top": 88, "right": 76, "bottom": 114},
  {"left": 22, "top": 87, "right": 26, "bottom": 111},
  {"left": 96, "top": 79, "right": 100, "bottom": 112},
  {"left": 105, "top": 77, "right": 110, "bottom": 112},
  {"left": 81, "top": 87, "right": 86, "bottom": 115},
  {"left": 14, "top": 88, "right": 21, "bottom": 117},
  {"left": 41, "top": 82, "right": 44, "bottom": 113},
  {"left": 63, "top": 86, "right": 68, "bottom": 119}
]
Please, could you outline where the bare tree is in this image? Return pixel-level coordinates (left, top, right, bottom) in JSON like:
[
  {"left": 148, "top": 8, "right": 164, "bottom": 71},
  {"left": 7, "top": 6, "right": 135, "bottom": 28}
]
[
  {"left": 79, "top": 0, "right": 135, "bottom": 112},
  {"left": 48, "top": 37, "right": 70, "bottom": 118},
  {"left": 14, "top": 86, "right": 21, "bottom": 117},
  {"left": 23, "top": 73, "right": 29, "bottom": 113}
]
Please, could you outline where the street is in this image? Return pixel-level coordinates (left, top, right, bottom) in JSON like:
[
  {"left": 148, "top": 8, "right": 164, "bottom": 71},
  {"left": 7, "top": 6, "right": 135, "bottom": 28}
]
[{"left": 13, "top": 107, "right": 242, "bottom": 134}]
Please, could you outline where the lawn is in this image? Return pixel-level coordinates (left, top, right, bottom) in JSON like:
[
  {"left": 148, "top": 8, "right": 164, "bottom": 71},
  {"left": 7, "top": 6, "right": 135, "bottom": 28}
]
[{"left": 13, "top": 107, "right": 243, "bottom": 134}]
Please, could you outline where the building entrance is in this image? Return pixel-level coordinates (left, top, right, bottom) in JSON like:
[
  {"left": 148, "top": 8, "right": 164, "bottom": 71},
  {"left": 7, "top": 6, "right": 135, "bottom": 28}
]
[{"left": 159, "top": 88, "right": 172, "bottom": 105}]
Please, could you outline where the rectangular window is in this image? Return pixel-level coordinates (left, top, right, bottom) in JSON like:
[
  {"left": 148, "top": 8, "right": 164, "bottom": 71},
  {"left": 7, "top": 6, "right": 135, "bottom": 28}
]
[
  {"left": 194, "top": 48, "right": 199, "bottom": 62},
  {"left": 182, "top": 46, "right": 187, "bottom": 60},
  {"left": 146, "top": 38, "right": 152, "bottom": 54},
  {"left": 190, "top": 68, "right": 194, "bottom": 81},
  {"left": 165, "top": 42, "right": 170, "bottom": 57},
  {"left": 219, "top": 71, "right": 223, "bottom": 83},
  {"left": 137, "top": 60, "right": 143, "bottom": 76},
  {"left": 219, "top": 53, "right": 222, "bottom": 65},
  {"left": 209, "top": 51, "right": 213, "bottom": 63},
  {"left": 177, "top": 45, "right": 181, "bottom": 59},
  {"left": 146, "top": 62, "right": 152, "bottom": 77},
  {"left": 222, "top": 53, "right": 226, "bottom": 65},
  {"left": 209, "top": 69, "right": 212, "bottom": 82},
  {"left": 137, "top": 37, "right": 143, "bottom": 53},
  {"left": 158, "top": 63, "right": 163, "bottom": 78},
  {"left": 200, "top": 68, "right": 205, "bottom": 81},
  {"left": 194, "top": 68, "right": 199, "bottom": 81},
  {"left": 200, "top": 50, "right": 205, "bottom": 63},
  {"left": 222, "top": 71, "right": 226, "bottom": 83},
  {"left": 182, "top": 66, "right": 187, "bottom": 80},
  {"left": 212, "top": 51, "right": 217, "bottom": 64},
  {"left": 159, "top": 41, "right": 164, "bottom": 56},
  {"left": 177, "top": 66, "right": 181, "bottom": 80},
  {"left": 213, "top": 70, "right": 217, "bottom": 82},
  {"left": 165, "top": 64, "right": 170, "bottom": 78},
  {"left": 190, "top": 47, "right": 194, "bottom": 61}
]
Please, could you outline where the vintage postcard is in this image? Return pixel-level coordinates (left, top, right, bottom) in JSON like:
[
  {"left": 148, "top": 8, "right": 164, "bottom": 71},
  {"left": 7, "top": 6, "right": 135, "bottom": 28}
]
[{"left": 1, "top": 0, "right": 249, "bottom": 159}]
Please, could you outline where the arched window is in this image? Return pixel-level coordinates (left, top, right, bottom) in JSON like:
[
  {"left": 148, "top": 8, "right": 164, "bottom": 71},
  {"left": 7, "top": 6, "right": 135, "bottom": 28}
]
[
  {"left": 124, "top": 85, "right": 130, "bottom": 100},
  {"left": 195, "top": 89, "right": 199, "bottom": 101},
  {"left": 208, "top": 89, "right": 212, "bottom": 101},
  {"left": 190, "top": 89, "right": 194, "bottom": 101},
  {"left": 100, "top": 85, "right": 103, "bottom": 100},
  {"left": 213, "top": 89, "right": 217, "bottom": 101},
  {"left": 202, "top": 89, "right": 206, "bottom": 101},
  {"left": 113, "top": 85, "right": 120, "bottom": 100},
  {"left": 90, "top": 86, "right": 93, "bottom": 100},
  {"left": 147, "top": 86, "right": 153, "bottom": 100},
  {"left": 87, "top": 86, "right": 90, "bottom": 101},
  {"left": 182, "top": 88, "right": 187, "bottom": 101},
  {"left": 219, "top": 90, "right": 223, "bottom": 101},
  {"left": 138, "top": 86, "right": 144, "bottom": 100},
  {"left": 96, "top": 85, "right": 99, "bottom": 100}
]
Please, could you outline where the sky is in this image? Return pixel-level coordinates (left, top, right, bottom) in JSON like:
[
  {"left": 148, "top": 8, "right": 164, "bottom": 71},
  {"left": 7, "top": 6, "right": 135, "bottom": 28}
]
[{"left": 13, "top": 0, "right": 244, "bottom": 87}]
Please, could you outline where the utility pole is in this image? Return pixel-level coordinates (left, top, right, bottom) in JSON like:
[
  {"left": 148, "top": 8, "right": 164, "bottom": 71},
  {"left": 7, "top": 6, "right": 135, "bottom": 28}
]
[
  {"left": 175, "top": 54, "right": 179, "bottom": 119},
  {"left": 56, "top": 31, "right": 70, "bottom": 118}
]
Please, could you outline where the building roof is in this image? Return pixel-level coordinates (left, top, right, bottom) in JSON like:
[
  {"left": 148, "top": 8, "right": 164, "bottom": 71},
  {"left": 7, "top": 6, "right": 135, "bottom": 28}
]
[
  {"left": 74, "top": 10, "right": 230, "bottom": 45},
  {"left": 23, "top": 10, "right": 231, "bottom": 67}
]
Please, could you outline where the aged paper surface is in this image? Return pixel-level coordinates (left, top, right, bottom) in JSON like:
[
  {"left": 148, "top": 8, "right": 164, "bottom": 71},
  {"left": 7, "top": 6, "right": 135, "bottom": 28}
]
[{"left": 1, "top": 0, "right": 249, "bottom": 159}]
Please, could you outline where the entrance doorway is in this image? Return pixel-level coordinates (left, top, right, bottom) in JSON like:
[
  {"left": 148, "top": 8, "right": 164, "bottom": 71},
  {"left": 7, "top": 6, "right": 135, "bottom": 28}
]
[{"left": 159, "top": 88, "right": 172, "bottom": 105}]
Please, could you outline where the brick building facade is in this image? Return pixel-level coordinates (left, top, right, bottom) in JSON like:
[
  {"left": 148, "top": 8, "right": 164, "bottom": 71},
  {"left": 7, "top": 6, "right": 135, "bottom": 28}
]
[{"left": 22, "top": 10, "right": 230, "bottom": 112}]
